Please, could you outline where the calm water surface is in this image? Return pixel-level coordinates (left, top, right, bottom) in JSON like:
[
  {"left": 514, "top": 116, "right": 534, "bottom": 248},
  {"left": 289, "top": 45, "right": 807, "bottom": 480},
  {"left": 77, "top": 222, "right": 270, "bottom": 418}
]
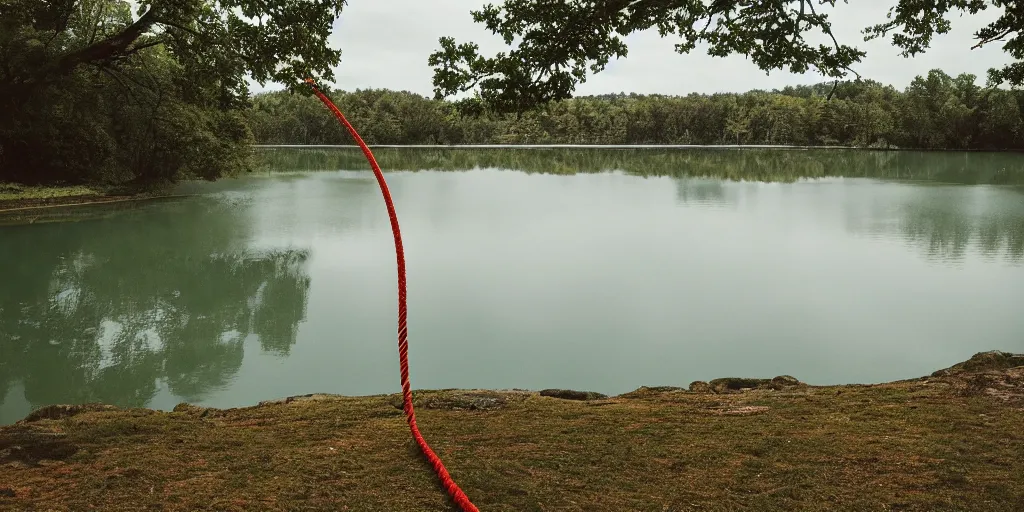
[{"left": 2, "top": 149, "right": 1023, "bottom": 424}]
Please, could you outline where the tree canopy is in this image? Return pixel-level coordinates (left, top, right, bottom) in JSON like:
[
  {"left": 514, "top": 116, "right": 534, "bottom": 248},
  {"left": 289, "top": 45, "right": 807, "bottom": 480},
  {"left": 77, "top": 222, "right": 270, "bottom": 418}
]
[
  {"left": 429, "top": 1, "right": 1024, "bottom": 112},
  {"left": 0, "top": 0, "right": 346, "bottom": 186},
  {"left": 3, "top": 1, "right": 1024, "bottom": 188}
]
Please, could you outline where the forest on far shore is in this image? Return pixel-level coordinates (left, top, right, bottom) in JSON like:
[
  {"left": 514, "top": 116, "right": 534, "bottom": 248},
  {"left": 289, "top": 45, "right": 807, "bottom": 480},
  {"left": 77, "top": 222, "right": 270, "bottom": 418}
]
[{"left": 246, "top": 69, "right": 1024, "bottom": 151}]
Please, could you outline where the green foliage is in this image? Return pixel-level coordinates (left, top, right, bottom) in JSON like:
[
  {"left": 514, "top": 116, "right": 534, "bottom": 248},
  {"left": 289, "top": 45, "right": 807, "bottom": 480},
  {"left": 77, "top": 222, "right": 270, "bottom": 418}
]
[
  {"left": 0, "top": 0, "right": 346, "bottom": 187},
  {"left": 431, "top": 0, "right": 1024, "bottom": 110},
  {"left": 249, "top": 69, "right": 1024, "bottom": 150}
]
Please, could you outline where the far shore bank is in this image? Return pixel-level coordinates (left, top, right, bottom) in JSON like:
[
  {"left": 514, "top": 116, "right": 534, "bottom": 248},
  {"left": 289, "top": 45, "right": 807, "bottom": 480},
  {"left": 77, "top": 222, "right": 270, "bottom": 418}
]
[
  {"left": 0, "top": 184, "right": 190, "bottom": 219},
  {"left": 3, "top": 144, "right": 1023, "bottom": 217},
  {"left": 1, "top": 351, "right": 1021, "bottom": 510}
]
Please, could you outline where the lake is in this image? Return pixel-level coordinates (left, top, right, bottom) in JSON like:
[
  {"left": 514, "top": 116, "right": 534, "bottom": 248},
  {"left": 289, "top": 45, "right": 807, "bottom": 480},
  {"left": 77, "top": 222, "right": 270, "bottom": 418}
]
[{"left": 2, "top": 148, "right": 1023, "bottom": 424}]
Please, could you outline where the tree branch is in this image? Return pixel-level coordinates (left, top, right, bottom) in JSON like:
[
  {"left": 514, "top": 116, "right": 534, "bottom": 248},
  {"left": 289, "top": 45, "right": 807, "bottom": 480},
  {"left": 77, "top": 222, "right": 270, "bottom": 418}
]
[
  {"left": 56, "top": 8, "right": 159, "bottom": 75},
  {"left": 91, "top": 62, "right": 159, "bottom": 100},
  {"left": 808, "top": 0, "right": 858, "bottom": 81},
  {"left": 155, "top": 19, "right": 205, "bottom": 40},
  {"left": 699, "top": 12, "right": 715, "bottom": 37},
  {"left": 124, "top": 39, "right": 167, "bottom": 58},
  {"left": 972, "top": 28, "right": 1014, "bottom": 50},
  {"left": 91, "top": 63, "right": 135, "bottom": 99},
  {"left": 791, "top": 0, "right": 806, "bottom": 46}
]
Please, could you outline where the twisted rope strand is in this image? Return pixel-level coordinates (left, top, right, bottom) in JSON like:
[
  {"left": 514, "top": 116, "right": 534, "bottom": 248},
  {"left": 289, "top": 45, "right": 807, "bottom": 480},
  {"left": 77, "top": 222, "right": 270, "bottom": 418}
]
[{"left": 305, "top": 79, "right": 480, "bottom": 512}]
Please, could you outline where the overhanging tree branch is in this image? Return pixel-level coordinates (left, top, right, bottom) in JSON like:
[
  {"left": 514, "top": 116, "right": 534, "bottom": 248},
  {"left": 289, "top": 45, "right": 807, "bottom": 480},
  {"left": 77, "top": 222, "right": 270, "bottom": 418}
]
[
  {"left": 156, "top": 19, "right": 205, "bottom": 40},
  {"left": 972, "top": 28, "right": 1015, "bottom": 50},
  {"left": 124, "top": 39, "right": 167, "bottom": 57},
  {"left": 56, "top": 8, "right": 159, "bottom": 75}
]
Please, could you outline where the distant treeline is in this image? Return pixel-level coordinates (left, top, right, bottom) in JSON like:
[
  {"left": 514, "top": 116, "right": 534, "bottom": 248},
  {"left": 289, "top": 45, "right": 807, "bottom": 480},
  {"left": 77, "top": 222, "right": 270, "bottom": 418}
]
[{"left": 247, "top": 69, "right": 1024, "bottom": 150}]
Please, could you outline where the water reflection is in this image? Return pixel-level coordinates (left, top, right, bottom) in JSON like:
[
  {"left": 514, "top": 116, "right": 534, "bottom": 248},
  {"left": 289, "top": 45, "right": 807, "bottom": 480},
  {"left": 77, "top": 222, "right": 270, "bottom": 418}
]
[
  {"left": 978, "top": 217, "right": 1024, "bottom": 261},
  {"left": 257, "top": 147, "right": 1024, "bottom": 186},
  {"left": 261, "top": 148, "right": 1024, "bottom": 264},
  {"left": 845, "top": 185, "right": 1024, "bottom": 264},
  {"left": 0, "top": 199, "right": 311, "bottom": 417},
  {"left": 675, "top": 178, "right": 728, "bottom": 206},
  {"left": 670, "top": 178, "right": 1024, "bottom": 265}
]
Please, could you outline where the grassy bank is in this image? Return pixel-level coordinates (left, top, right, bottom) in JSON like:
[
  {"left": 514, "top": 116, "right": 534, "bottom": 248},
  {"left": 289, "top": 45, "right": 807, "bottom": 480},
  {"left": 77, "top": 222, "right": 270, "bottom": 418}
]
[
  {"left": 0, "top": 183, "right": 184, "bottom": 214},
  {"left": 0, "top": 183, "right": 112, "bottom": 209},
  {"left": 1, "top": 352, "right": 1022, "bottom": 511},
  {"left": 0, "top": 183, "right": 192, "bottom": 226}
]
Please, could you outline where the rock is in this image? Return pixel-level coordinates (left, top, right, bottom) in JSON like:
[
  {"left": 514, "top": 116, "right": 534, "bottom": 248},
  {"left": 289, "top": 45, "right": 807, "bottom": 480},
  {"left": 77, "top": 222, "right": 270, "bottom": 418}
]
[
  {"left": 946, "top": 366, "right": 1024, "bottom": 400},
  {"left": 0, "top": 488, "right": 14, "bottom": 498},
  {"left": 626, "top": 378, "right": 804, "bottom": 396},
  {"left": 617, "top": 386, "right": 685, "bottom": 398},
  {"left": 259, "top": 393, "right": 349, "bottom": 406},
  {"left": 770, "top": 375, "right": 804, "bottom": 390},
  {"left": 172, "top": 403, "right": 211, "bottom": 417},
  {"left": 709, "top": 378, "right": 769, "bottom": 393},
  {"left": 393, "top": 391, "right": 530, "bottom": 411},
  {"left": 932, "top": 351, "right": 1024, "bottom": 377},
  {"left": 539, "top": 389, "right": 607, "bottom": 401},
  {"left": 707, "top": 376, "right": 805, "bottom": 394},
  {"left": 642, "top": 386, "right": 685, "bottom": 393},
  {"left": 22, "top": 404, "right": 116, "bottom": 423}
]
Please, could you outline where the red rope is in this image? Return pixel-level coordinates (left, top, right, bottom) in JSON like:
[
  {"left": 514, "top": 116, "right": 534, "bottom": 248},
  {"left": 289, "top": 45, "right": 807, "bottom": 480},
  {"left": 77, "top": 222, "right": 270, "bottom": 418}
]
[{"left": 304, "top": 79, "right": 480, "bottom": 512}]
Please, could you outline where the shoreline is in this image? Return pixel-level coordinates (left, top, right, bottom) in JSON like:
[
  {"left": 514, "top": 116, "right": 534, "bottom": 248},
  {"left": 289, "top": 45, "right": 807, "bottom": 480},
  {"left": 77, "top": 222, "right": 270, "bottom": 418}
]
[
  {"left": 0, "top": 182, "right": 194, "bottom": 214},
  {"left": 0, "top": 194, "right": 188, "bottom": 213},
  {"left": 252, "top": 143, "right": 1024, "bottom": 153},
  {"left": 0, "top": 190, "right": 192, "bottom": 222},
  {"left": 2, "top": 351, "right": 1021, "bottom": 510},
  {"left": 0, "top": 192, "right": 170, "bottom": 212}
]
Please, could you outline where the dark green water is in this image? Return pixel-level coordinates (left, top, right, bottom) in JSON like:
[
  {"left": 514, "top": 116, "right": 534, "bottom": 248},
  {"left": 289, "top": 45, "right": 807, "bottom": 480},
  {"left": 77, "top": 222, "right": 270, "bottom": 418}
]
[{"left": 2, "top": 148, "right": 1023, "bottom": 424}]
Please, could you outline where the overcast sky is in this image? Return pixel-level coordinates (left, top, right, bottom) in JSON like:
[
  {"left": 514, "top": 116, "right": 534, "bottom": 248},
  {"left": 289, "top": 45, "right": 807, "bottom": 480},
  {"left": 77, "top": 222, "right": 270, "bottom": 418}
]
[{"left": 253, "top": 1, "right": 1013, "bottom": 97}]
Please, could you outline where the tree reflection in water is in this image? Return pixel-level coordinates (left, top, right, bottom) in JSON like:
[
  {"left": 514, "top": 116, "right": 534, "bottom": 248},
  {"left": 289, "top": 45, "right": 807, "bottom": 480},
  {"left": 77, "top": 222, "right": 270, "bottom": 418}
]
[{"left": 0, "top": 198, "right": 311, "bottom": 412}]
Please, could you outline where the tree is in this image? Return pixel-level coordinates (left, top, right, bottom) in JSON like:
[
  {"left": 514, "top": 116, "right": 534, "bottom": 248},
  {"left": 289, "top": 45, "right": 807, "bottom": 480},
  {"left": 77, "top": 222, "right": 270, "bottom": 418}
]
[
  {"left": 0, "top": 0, "right": 346, "bottom": 186},
  {"left": 429, "top": 1, "right": 1024, "bottom": 112},
  {"left": 978, "top": 90, "right": 1023, "bottom": 147},
  {"left": 1, "top": 0, "right": 345, "bottom": 105}
]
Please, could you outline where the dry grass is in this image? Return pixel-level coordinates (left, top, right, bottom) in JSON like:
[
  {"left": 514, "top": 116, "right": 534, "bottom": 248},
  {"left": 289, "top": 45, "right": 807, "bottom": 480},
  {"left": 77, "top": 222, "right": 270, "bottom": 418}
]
[{"left": 1, "top": 353, "right": 1023, "bottom": 511}]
